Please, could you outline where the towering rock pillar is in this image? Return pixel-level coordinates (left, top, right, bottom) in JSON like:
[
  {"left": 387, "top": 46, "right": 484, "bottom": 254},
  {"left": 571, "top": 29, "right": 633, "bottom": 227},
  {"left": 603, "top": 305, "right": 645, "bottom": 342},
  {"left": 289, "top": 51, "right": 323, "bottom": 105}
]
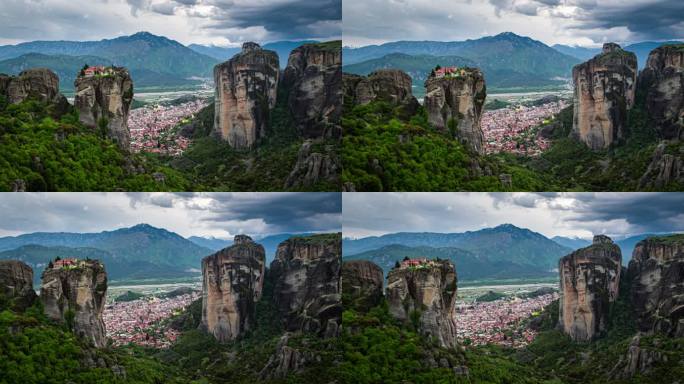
[
  {"left": 74, "top": 66, "right": 133, "bottom": 150},
  {"left": 343, "top": 69, "right": 420, "bottom": 116},
  {"left": 283, "top": 41, "right": 342, "bottom": 139},
  {"left": 638, "top": 44, "right": 684, "bottom": 140},
  {"left": 424, "top": 67, "right": 486, "bottom": 154},
  {"left": 213, "top": 42, "right": 280, "bottom": 149},
  {"left": 270, "top": 234, "right": 342, "bottom": 337},
  {"left": 40, "top": 259, "right": 107, "bottom": 348},
  {"left": 628, "top": 235, "right": 684, "bottom": 337},
  {"left": 559, "top": 235, "right": 622, "bottom": 341},
  {"left": 0, "top": 260, "right": 37, "bottom": 311},
  {"left": 200, "top": 235, "right": 266, "bottom": 342},
  {"left": 385, "top": 259, "right": 458, "bottom": 348},
  {"left": 0, "top": 69, "right": 69, "bottom": 115},
  {"left": 571, "top": 43, "right": 637, "bottom": 149}
]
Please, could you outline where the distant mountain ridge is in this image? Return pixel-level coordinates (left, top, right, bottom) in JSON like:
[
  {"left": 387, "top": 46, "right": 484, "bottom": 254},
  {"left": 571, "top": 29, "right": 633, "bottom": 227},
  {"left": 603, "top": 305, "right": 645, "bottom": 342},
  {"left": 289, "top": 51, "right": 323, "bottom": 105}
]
[
  {"left": 0, "top": 32, "right": 218, "bottom": 88},
  {"left": 343, "top": 32, "right": 578, "bottom": 91},
  {"left": 344, "top": 224, "right": 571, "bottom": 271}
]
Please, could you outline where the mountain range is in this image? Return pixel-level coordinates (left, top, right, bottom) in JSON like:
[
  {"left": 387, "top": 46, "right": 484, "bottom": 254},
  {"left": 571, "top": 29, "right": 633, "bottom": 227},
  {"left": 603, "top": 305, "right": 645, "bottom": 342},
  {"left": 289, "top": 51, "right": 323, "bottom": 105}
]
[
  {"left": 343, "top": 32, "right": 579, "bottom": 91},
  {"left": 0, "top": 32, "right": 218, "bottom": 89},
  {"left": 552, "top": 40, "right": 683, "bottom": 68},
  {"left": 344, "top": 224, "right": 678, "bottom": 281}
]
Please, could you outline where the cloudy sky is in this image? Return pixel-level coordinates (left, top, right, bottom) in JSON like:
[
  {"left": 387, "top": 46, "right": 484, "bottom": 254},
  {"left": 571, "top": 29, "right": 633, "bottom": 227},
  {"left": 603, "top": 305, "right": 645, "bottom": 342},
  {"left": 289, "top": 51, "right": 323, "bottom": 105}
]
[
  {"left": 343, "top": 193, "right": 684, "bottom": 240},
  {"left": 0, "top": 0, "right": 341, "bottom": 46},
  {"left": 343, "top": 0, "right": 684, "bottom": 47},
  {"left": 0, "top": 193, "right": 342, "bottom": 240}
]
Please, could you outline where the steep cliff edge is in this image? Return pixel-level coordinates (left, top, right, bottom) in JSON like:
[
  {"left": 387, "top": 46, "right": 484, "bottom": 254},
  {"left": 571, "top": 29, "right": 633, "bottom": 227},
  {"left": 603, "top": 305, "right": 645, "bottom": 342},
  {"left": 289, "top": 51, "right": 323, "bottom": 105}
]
[
  {"left": 571, "top": 43, "right": 637, "bottom": 150},
  {"left": 283, "top": 41, "right": 341, "bottom": 139},
  {"left": 638, "top": 44, "right": 684, "bottom": 140},
  {"left": 40, "top": 259, "right": 107, "bottom": 347},
  {"left": 343, "top": 69, "right": 419, "bottom": 115},
  {"left": 74, "top": 66, "right": 133, "bottom": 150},
  {"left": 200, "top": 234, "right": 266, "bottom": 343},
  {"left": 341, "top": 259, "right": 384, "bottom": 312},
  {"left": 269, "top": 233, "right": 342, "bottom": 337},
  {"left": 628, "top": 234, "right": 684, "bottom": 337},
  {"left": 424, "top": 67, "right": 486, "bottom": 154},
  {"left": 558, "top": 235, "right": 622, "bottom": 341},
  {"left": 213, "top": 42, "right": 279, "bottom": 149},
  {"left": 0, "top": 260, "right": 36, "bottom": 311},
  {"left": 0, "top": 68, "right": 69, "bottom": 114},
  {"left": 385, "top": 258, "right": 458, "bottom": 348}
]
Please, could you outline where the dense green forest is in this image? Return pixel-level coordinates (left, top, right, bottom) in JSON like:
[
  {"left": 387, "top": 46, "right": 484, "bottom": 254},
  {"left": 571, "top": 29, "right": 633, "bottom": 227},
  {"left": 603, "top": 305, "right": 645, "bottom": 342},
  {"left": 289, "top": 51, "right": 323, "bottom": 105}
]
[
  {"left": 0, "top": 96, "right": 189, "bottom": 191},
  {"left": 342, "top": 96, "right": 682, "bottom": 191}
]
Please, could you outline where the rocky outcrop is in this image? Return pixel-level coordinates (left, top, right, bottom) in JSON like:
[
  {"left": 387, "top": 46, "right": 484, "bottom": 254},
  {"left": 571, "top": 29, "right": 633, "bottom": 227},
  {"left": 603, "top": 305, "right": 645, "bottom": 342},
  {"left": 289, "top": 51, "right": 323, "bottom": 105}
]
[
  {"left": 638, "top": 142, "right": 684, "bottom": 189},
  {"left": 638, "top": 44, "right": 684, "bottom": 140},
  {"left": 258, "top": 333, "right": 321, "bottom": 380},
  {"left": 0, "top": 69, "right": 69, "bottom": 114},
  {"left": 571, "top": 43, "right": 637, "bottom": 150},
  {"left": 0, "top": 260, "right": 36, "bottom": 311},
  {"left": 283, "top": 42, "right": 342, "bottom": 139},
  {"left": 284, "top": 140, "right": 340, "bottom": 189},
  {"left": 343, "top": 69, "right": 420, "bottom": 115},
  {"left": 609, "top": 333, "right": 669, "bottom": 380},
  {"left": 385, "top": 259, "right": 458, "bottom": 348},
  {"left": 558, "top": 235, "right": 622, "bottom": 341},
  {"left": 342, "top": 260, "right": 384, "bottom": 312},
  {"left": 74, "top": 67, "right": 133, "bottom": 150},
  {"left": 40, "top": 259, "right": 107, "bottom": 347},
  {"left": 213, "top": 42, "right": 279, "bottom": 149},
  {"left": 628, "top": 235, "right": 684, "bottom": 337},
  {"left": 200, "top": 235, "right": 266, "bottom": 343},
  {"left": 270, "top": 234, "right": 342, "bottom": 337},
  {"left": 424, "top": 68, "right": 486, "bottom": 154}
]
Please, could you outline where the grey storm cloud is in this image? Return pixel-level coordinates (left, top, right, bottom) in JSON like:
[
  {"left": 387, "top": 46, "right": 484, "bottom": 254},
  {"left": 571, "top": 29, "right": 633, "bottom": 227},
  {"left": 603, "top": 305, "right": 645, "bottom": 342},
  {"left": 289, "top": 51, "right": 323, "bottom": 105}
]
[
  {"left": 343, "top": 193, "right": 684, "bottom": 239},
  {"left": 0, "top": 193, "right": 341, "bottom": 239}
]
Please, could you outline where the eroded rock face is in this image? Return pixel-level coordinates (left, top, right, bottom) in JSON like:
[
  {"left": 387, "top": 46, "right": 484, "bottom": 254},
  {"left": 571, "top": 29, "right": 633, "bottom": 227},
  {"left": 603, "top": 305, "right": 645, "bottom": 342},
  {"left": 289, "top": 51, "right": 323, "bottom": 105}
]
[
  {"left": 341, "top": 260, "right": 384, "bottom": 312},
  {"left": 284, "top": 140, "right": 340, "bottom": 189},
  {"left": 572, "top": 43, "right": 637, "bottom": 150},
  {"left": 628, "top": 235, "right": 684, "bottom": 337},
  {"left": 270, "top": 234, "right": 342, "bottom": 337},
  {"left": 3, "top": 68, "right": 61, "bottom": 104},
  {"left": 609, "top": 333, "right": 668, "bottom": 380},
  {"left": 258, "top": 333, "right": 321, "bottom": 380},
  {"left": 74, "top": 67, "right": 133, "bottom": 150},
  {"left": 0, "top": 260, "right": 36, "bottom": 311},
  {"left": 213, "top": 42, "right": 279, "bottom": 149},
  {"left": 200, "top": 235, "right": 265, "bottom": 343},
  {"left": 559, "top": 235, "right": 622, "bottom": 341},
  {"left": 283, "top": 42, "right": 341, "bottom": 139},
  {"left": 424, "top": 68, "right": 486, "bottom": 154},
  {"left": 638, "top": 142, "right": 684, "bottom": 189},
  {"left": 638, "top": 44, "right": 684, "bottom": 140},
  {"left": 343, "top": 69, "right": 420, "bottom": 115},
  {"left": 40, "top": 259, "right": 107, "bottom": 347},
  {"left": 386, "top": 259, "right": 458, "bottom": 348}
]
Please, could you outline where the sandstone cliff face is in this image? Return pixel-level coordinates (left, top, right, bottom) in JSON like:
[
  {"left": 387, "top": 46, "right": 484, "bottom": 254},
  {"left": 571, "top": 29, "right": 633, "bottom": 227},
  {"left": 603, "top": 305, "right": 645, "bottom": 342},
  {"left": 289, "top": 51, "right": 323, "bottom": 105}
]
[
  {"left": 40, "top": 259, "right": 107, "bottom": 347},
  {"left": 424, "top": 68, "right": 486, "bottom": 154},
  {"left": 343, "top": 69, "right": 420, "bottom": 115},
  {"left": 74, "top": 67, "right": 133, "bottom": 150},
  {"left": 341, "top": 260, "right": 384, "bottom": 312},
  {"left": 638, "top": 143, "right": 684, "bottom": 189},
  {"left": 628, "top": 235, "right": 684, "bottom": 337},
  {"left": 0, "top": 69, "right": 69, "bottom": 115},
  {"left": 200, "top": 234, "right": 266, "bottom": 343},
  {"left": 213, "top": 42, "right": 279, "bottom": 149},
  {"left": 572, "top": 43, "right": 637, "bottom": 150},
  {"left": 283, "top": 42, "right": 341, "bottom": 139},
  {"left": 638, "top": 44, "right": 684, "bottom": 140},
  {"left": 559, "top": 235, "right": 622, "bottom": 341},
  {"left": 270, "top": 234, "right": 342, "bottom": 337},
  {"left": 386, "top": 259, "right": 458, "bottom": 348},
  {"left": 0, "top": 260, "right": 36, "bottom": 311}
]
